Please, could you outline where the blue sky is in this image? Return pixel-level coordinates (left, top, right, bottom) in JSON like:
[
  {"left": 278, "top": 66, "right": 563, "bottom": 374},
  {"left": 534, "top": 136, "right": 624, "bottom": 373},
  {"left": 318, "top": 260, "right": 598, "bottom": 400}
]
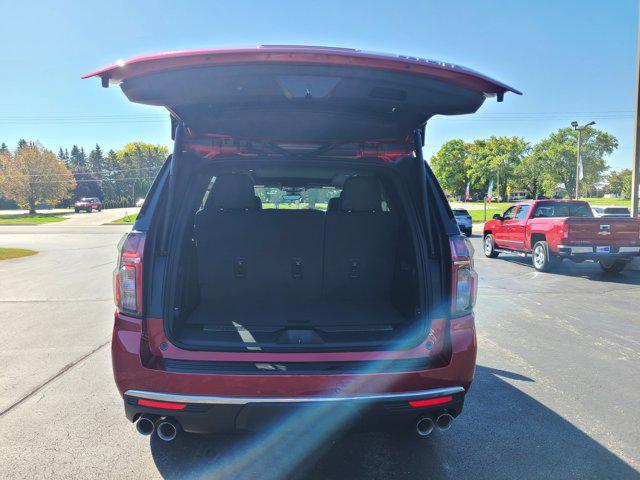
[{"left": 0, "top": 0, "right": 637, "bottom": 170}]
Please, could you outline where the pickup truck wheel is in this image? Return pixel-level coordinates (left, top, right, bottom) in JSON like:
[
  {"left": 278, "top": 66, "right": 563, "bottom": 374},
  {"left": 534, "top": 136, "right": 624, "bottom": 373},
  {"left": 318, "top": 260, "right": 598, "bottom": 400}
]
[
  {"left": 483, "top": 234, "right": 499, "bottom": 258},
  {"left": 599, "top": 259, "right": 627, "bottom": 274},
  {"left": 532, "top": 241, "right": 553, "bottom": 272},
  {"left": 74, "top": 208, "right": 79, "bottom": 213}
]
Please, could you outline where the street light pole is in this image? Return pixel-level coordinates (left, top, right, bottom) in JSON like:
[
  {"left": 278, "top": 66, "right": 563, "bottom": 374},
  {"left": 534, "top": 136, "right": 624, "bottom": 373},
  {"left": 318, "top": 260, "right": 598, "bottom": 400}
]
[
  {"left": 571, "top": 120, "right": 596, "bottom": 199},
  {"left": 576, "top": 128, "right": 582, "bottom": 199}
]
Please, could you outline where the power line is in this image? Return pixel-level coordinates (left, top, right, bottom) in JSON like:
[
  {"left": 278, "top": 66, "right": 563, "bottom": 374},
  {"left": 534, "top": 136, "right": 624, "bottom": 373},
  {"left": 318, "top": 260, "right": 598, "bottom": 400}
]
[{"left": 3, "top": 165, "right": 160, "bottom": 178}]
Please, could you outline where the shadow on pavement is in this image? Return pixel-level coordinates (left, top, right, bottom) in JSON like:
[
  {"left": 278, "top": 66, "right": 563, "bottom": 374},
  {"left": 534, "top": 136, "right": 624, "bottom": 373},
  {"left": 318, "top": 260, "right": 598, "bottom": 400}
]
[
  {"left": 491, "top": 254, "right": 640, "bottom": 285},
  {"left": 149, "top": 365, "right": 639, "bottom": 480}
]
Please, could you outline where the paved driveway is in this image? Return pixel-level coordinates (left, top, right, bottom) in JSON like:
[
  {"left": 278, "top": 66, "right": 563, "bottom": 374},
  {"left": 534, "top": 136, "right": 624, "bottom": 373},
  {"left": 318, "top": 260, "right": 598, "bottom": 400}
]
[{"left": 0, "top": 231, "right": 638, "bottom": 479}]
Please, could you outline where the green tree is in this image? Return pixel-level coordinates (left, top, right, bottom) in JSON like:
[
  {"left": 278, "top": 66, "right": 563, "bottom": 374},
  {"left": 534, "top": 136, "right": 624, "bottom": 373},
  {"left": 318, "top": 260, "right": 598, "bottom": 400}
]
[
  {"left": 99, "top": 142, "right": 169, "bottom": 205},
  {"left": 512, "top": 152, "right": 548, "bottom": 199},
  {"left": 0, "top": 143, "right": 8, "bottom": 155},
  {"left": 430, "top": 139, "right": 469, "bottom": 197},
  {"left": 69, "top": 145, "right": 86, "bottom": 168},
  {"left": 467, "top": 136, "right": 528, "bottom": 199},
  {"left": 607, "top": 169, "right": 632, "bottom": 198},
  {"left": 88, "top": 144, "right": 104, "bottom": 172},
  {"left": 534, "top": 127, "right": 616, "bottom": 198}
]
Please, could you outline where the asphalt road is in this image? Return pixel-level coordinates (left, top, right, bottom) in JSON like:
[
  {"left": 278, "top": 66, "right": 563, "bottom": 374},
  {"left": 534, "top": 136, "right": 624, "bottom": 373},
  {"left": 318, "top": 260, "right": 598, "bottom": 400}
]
[{"left": 0, "top": 220, "right": 639, "bottom": 479}]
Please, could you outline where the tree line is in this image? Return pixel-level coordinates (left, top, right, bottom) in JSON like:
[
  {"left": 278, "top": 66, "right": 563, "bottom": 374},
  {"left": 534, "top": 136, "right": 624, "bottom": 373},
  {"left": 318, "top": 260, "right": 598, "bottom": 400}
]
[
  {"left": 429, "top": 126, "right": 626, "bottom": 200},
  {"left": 0, "top": 140, "right": 169, "bottom": 212}
]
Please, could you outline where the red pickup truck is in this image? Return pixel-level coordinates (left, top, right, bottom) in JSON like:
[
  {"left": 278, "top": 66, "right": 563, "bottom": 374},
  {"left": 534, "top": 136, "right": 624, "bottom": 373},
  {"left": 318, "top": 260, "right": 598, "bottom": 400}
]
[{"left": 483, "top": 200, "right": 640, "bottom": 273}]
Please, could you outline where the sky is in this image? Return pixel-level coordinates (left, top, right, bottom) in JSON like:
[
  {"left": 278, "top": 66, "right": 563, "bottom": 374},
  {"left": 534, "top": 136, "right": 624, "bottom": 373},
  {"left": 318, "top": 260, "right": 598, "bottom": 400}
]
[{"left": 0, "top": 0, "right": 637, "bottom": 170}]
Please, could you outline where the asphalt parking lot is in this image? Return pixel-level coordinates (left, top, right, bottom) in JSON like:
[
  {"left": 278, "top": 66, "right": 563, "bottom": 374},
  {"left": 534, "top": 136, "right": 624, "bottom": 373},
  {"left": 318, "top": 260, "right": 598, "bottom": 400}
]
[{"left": 0, "top": 218, "right": 639, "bottom": 480}]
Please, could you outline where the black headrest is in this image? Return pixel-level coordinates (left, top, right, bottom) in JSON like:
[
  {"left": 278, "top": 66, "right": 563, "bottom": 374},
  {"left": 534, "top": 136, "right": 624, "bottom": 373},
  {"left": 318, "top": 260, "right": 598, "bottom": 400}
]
[
  {"left": 340, "top": 176, "right": 382, "bottom": 212},
  {"left": 208, "top": 174, "right": 256, "bottom": 210},
  {"left": 327, "top": 197, "right": 341, "bottom": 212}
]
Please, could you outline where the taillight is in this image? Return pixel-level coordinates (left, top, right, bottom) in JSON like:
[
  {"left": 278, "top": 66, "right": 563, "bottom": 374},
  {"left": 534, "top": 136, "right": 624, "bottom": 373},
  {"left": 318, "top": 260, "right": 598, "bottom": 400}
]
[
  {"left": 450, "top": 236, "right": 478, "bottom": 315},
  {"left": 114, "top": 231, "right": 146, "bottom": 316}
]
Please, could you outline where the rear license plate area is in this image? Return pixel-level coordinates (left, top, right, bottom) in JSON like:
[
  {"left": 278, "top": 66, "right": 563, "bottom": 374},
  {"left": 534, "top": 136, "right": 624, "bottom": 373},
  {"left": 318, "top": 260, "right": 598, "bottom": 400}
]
[{"left": 596, "top": 246, "right": 611, "bottom": 253}]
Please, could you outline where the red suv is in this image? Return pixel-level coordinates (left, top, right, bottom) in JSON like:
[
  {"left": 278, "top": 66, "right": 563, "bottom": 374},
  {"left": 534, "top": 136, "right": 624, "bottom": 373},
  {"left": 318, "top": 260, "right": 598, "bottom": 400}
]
[{"left": 85, "top": 46, "right": 518, "bottom": 441}]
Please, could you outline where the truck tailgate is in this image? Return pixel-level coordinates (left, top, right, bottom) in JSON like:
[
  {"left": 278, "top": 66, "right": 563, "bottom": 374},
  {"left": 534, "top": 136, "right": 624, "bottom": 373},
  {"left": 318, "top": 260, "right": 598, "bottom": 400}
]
[{"left": 566, "top": 218, "right": 640, "bottom": 245}]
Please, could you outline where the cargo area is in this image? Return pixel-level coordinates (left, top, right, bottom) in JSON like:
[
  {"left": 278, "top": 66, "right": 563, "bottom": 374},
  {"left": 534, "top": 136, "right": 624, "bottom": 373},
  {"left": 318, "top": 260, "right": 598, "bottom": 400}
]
[{"left": 166, "top": 158, "right": 428, "bottom": 351}]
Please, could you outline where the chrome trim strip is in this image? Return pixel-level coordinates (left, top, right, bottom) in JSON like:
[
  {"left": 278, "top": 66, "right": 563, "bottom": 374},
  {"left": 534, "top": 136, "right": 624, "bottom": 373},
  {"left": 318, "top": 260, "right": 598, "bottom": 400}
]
[
  {"left": 619, "top": 246, "right": 640, "bottom": 253},
  {"left": 557, "top": 245, "right": 593, "bottom": 253},
  {"left": 125, "top": 386, "right": 465, "bottom": 405}
]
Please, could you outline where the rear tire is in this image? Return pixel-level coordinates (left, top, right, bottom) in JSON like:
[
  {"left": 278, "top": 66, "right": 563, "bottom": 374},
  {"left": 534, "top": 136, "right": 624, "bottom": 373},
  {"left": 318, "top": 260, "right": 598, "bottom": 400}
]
[
  {"left": 87, "top": 207, "right": 92, "bottom": 213},
  {"left": 532, "top": 241, "right": 554, "bottom": 272},
  {"left": 74, "top": 208, "right": 79, "bottom": 213},
  {"left": 599, "top": 259, "right": 627, "bottom": 274},
  {"left": 483, "top": 234, "right": 499, "bottom": 258}
]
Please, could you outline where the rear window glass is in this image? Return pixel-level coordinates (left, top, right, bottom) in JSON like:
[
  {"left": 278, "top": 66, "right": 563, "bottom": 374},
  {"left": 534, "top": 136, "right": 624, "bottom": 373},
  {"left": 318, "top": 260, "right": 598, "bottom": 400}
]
[
  {"left": 453, "top": 209, "right": 470, "bottom": 215},
  {"left": 197, "top": 175, "right": 391, "bottom": 213},
  {"left": 254, "top": 186, "right": 342, "bottom": 211},
  {"left": 533, "top": 203, "right": 593, "bottom": 218},
  {"left": 603, "top": 207, "right": 630, "bottom": 215}
]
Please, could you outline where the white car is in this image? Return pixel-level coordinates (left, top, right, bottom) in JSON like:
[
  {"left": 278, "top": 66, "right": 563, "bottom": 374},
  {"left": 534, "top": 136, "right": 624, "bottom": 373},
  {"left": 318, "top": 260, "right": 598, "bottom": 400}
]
[
  {"left": 591, "top": 206, "right": 630, "bottom": 218},
  {"left": 135, "top": 198, "right": 145, "bottom": 207}
]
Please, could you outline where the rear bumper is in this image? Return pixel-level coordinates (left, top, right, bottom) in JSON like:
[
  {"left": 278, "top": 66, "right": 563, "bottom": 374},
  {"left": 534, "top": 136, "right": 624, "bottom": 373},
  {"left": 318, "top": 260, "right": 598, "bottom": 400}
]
[
  {"left": 556, "top": 244, "right": 640, "bottom": 260},
  {"left": 111, "top": 312, "right": 476, "bottom": 433},
  {"left": 123, "top": 386, "right": 466, "bottom": 433}
]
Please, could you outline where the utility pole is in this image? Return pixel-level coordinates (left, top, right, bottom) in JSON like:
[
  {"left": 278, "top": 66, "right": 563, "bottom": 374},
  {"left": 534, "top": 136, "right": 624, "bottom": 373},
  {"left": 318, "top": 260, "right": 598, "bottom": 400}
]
[
  {"left": 571, "top": 120, "right": 595, "bottom": 199},
  {"left": 631, "top": 8, "right": 640, "bottom": 218}
]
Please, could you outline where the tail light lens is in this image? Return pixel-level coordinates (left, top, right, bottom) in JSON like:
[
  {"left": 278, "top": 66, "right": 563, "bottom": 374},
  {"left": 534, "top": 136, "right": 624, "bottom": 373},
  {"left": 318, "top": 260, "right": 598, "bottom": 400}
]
[
  {"left": 114, "top": 231, "right": 146, "bottom": 316},
  {"left": 450, "top": 236, "right": 478, "bottom": 315}
]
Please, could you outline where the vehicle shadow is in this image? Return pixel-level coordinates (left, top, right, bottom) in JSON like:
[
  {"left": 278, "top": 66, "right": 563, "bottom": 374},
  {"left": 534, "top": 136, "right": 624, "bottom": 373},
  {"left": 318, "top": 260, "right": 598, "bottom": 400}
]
[
  {"left": 493, "top": 254, "right": 640, "bottom": 285},
  {"left": 148, "top": 365, "right": 639, "bottom": 480}
]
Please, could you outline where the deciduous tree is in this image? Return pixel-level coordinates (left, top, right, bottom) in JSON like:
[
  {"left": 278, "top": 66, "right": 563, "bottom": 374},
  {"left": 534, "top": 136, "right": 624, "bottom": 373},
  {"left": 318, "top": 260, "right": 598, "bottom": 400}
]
[
  {"left": 429, "top": 139, "right": 469, "bottom": 197},
  {"left": 534, "top": 127, "right": 616, "bottom": 198},
  {"left": 606, "top": 169, "right": 632, "bottom": 198},
  {"left": 0, "top": 142, "right": 76, "bottom": 213}
]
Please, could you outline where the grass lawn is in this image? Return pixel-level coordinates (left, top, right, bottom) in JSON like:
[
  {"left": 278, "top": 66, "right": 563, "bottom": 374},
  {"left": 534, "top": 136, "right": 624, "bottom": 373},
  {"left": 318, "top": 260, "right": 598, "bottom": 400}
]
[
  {"left": 109, "top": 213, "right": 139, "bottom": 224},
  {"left": 580, "top": 197, "right": 633, "bottom": 206},
  {"left": 469, "top": 208, "right": 504, "bottom": 223},
  {"left": 0, "top": 213, "right": 68, "bottom": 225},
  {"left": 0, "top": 248, "right": 38, "bottom": 260}
]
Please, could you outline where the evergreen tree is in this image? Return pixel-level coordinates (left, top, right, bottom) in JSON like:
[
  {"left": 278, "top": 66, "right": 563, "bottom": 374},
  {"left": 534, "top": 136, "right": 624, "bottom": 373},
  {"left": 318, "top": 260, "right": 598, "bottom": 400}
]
[
  {"left": 58, "top": 147, "right": 68, "bottom": 161},
  {"left": 0, "top": 142, "right": 8, "bottom": 154},
  {"left": 17, "top": 139, "right": 27, "bottom": 150},
  {"left": 69, "top": 145, "right": 86, "bottom": 168},
  {"left": 88, "top": 144, "right": 104, "bottom": 173}
]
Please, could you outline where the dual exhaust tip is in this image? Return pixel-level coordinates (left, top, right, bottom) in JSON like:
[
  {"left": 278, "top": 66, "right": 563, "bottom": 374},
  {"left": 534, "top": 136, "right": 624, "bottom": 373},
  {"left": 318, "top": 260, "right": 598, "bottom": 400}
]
[
  {"left": 416, "top": 413, "right": 454, "bottom": 437},
  {"left": 137, "top": 411, "right": 452, "bottom": 440},
  {"left": 136, "top": 414, "right": 179, "bottom": 441}
]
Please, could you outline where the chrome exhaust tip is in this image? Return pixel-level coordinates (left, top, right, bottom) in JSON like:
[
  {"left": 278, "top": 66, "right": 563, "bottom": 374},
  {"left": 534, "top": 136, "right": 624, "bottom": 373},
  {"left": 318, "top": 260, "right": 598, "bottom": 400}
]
[
  {"left": 157, "top": 417, "right": 179, "bottom": 442},
  {"left": 416, "top": 416, "right": 435, "bottom": 437},
  {"left": 435, "top": 413, "right": 454, "bottom": 431},
  {"left": 136, "top": 414, "right": 157, "bottom": 436}
]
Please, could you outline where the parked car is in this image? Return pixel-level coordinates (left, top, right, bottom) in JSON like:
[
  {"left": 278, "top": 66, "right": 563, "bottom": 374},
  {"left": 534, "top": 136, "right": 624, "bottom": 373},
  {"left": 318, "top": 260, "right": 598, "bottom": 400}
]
[
  {"left": 135, "top": 197, "right": 145, "bottom": 207},
  {"left": 591, "top": 206, "right": 631, "bottom": 218},
  {"left": 483, "top": 200, "right": 640, "bottom": 273},
  {"left": 85, "top": 46, "right": 519, "bottom": 441},
  {"left": 74, "top": 197, "right": 102, "bottom": 213},
  {"left": 453, "top": 208, "right": 473, "bottom": 236}
]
